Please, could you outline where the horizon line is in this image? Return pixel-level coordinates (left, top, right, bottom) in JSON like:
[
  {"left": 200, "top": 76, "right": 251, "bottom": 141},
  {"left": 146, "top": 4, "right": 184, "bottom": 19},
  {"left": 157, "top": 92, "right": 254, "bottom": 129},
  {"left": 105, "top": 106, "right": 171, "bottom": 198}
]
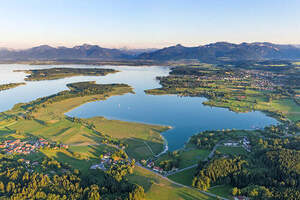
[{"left": 1, "top": 41, "right": 300, "bottom": 51}]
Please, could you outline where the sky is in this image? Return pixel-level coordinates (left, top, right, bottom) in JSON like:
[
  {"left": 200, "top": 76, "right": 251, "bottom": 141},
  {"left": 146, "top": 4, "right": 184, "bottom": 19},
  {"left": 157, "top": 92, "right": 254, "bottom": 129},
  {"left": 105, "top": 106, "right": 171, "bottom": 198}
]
[{"left": 0, "top": 0, "right": 300, "bottom": 49}]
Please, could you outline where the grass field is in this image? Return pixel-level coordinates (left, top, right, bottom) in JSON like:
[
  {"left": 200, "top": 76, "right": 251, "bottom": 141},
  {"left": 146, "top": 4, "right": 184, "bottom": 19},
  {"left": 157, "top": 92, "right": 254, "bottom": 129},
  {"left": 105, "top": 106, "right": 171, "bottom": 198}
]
[
  {"left": 207, "top": 185, "right": 234, "bottom": 200},
  {"left": 255, "top": 98, "right": 300, "bottom": 122},
  {"left": 87, "top": 117, "right": 169, "bottom": 159},
  {"left": 127, "top": 166, "right": 214, "bottom": 200},
  {"left": 68, "top": 144, "right": 116, "bottom": 159},
  {"left": 216, "top": 146, "right": 248, "bottom": 156},
  {"left": 40, "top": 148, "right": 94, "bottom": 173},
  {"left": 168, "top": 167, "right": 197, "bottom": 186},
  {"left": 39, "top": 144, "right": 116, "bottom": 174},
  {"left": 178, "top": 149, "right": 210, "bottom": 168},
  {"left": 155, "top": 148, "right": 210, "bottom": 169}
]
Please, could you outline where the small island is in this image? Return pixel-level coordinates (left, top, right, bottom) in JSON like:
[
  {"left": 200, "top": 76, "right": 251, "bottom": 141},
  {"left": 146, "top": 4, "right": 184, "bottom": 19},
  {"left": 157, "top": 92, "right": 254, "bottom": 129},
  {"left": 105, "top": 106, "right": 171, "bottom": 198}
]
[
  {"left": 0, "top": 82, "right": 26, "bottom": 91},
  {"left": 15, "top": 67, "right": 118, "bottom": 81}
]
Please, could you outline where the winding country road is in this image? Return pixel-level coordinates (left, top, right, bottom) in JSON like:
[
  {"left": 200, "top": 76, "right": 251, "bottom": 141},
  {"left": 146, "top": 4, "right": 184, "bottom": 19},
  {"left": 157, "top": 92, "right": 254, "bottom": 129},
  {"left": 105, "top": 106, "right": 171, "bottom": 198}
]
[
  {"left": 165, "top": 163, "right": 198, "bottom": 176},
  {"left": 136, "top": 163, "right": 229, "bottom": 200},
  {"left": 71, "top": 139, "right": 229, "bottom": 199}
]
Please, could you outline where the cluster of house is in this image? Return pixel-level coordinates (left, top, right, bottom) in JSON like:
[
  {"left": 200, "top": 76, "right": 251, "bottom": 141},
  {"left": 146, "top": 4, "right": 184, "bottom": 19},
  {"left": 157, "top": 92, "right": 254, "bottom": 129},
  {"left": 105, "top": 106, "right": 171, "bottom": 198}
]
[
  {"left": 0, "top": 138, "right": 69, "bottom": 155},
  {"left": 141, "top": 159, "right": 165, "bottom": 174},
  {"left": 241, "top": 137, "right": 251, "bottom": 152},
  {"left": 223, "top": 137, "right": 251, "bottom": 152},
  {"left": 90, "top": 152, "right": 129, "bottom": 171},
  {"left": 244, "top": 70, "right": 276, "bottom": 91},
  {"left": 193, "top": 69, "right": 276, "bottom": 92},
  {"left": 219, "top": 69, "right": 276, "bottom": 91},
  {"left": 251, "top": 79, "right": 274, "bottom": 91}
]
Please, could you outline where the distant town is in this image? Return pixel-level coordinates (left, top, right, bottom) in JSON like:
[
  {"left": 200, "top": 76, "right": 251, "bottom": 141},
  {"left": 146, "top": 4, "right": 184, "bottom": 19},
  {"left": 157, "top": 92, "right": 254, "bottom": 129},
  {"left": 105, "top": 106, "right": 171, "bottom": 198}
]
[{"left": 0, "top": 138, "right": 69, "bottom": 155}]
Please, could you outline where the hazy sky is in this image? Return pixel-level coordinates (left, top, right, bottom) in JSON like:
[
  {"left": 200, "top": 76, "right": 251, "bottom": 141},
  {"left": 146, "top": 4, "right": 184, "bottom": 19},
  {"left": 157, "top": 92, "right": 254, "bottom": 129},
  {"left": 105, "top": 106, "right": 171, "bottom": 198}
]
[{"left": 0, "top": 0, "right": 299, "bottom": 49}]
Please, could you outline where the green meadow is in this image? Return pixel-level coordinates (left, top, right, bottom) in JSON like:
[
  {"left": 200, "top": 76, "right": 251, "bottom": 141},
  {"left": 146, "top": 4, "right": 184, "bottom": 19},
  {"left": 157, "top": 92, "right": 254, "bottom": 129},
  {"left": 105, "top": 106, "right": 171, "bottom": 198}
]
[
  {"left": 168, "top": 167, "right": 197, "bottom": 186},
  {"left": 127, "top": 166, "right": 214, "bottom": 200}
]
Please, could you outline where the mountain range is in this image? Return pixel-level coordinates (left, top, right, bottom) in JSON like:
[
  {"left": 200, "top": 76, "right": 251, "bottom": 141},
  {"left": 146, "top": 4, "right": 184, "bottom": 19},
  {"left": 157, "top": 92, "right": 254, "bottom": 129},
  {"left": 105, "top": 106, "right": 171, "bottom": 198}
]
[
  {"left": 0, "top": 44, "right": 131, "bottom": 61},
  {"left": 1, "top": 42, "right": 300, "bottom": 62}
]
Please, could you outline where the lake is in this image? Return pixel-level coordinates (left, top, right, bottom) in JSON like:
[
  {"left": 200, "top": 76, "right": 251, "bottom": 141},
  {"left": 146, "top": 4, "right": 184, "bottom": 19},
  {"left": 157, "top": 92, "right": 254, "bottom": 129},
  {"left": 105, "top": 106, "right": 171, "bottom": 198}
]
[{"left": 0, "top": 64, "right": 278, "bottom": 151}]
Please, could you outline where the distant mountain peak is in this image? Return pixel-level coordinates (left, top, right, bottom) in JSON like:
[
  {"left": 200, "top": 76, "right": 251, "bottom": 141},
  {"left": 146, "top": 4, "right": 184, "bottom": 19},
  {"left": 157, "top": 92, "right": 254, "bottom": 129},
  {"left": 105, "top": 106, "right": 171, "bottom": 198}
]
[
  {"left": 175, "top": 44, "right": 184, "bottom": 47},
  {"left": 74, "top": 44, "right": 101, "bottom": 50},
  {"left": 31, "top": 45, "right": 54, "bottom": 50},
  {"left": 138, "top": 41, "right": 300, "bottom": 61},
  {"left": 0, "top": 43, "right": 130, "bottom": 61}
]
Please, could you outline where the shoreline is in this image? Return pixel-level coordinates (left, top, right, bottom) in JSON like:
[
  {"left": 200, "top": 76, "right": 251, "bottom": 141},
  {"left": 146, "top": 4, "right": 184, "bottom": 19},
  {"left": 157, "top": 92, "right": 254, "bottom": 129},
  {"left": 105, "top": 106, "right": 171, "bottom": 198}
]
[
  {"left": 1, "top": 64, "right": 284, "bottom": 157},
  {"left": 155, "top": 132, "right": 170, "bottom": 157}
]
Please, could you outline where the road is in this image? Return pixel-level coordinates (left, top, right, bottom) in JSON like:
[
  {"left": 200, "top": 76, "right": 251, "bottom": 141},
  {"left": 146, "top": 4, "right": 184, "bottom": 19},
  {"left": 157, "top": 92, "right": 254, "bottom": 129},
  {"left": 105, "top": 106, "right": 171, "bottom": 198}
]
[
  {"left": 155, "top": 141, "right": 223, "bottom": 177},
  {"left": 73, "top": 140, "right": 229, "bottom": 199},
  {"left": 136, "top": 163, "right": 229, "bottom": 200},
  {"left": 207, "top": 141, "right": 223, "bottom": 160},
  {"left": 166, "top": 163, "right": 198, "bottom": 176}
]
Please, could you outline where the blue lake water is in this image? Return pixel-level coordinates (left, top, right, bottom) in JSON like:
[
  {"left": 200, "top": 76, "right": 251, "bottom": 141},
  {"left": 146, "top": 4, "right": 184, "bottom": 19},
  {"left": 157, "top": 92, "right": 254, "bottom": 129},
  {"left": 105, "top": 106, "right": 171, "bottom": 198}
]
[{"left": 0, "top": 64, "right": 278, "bottom": 151}]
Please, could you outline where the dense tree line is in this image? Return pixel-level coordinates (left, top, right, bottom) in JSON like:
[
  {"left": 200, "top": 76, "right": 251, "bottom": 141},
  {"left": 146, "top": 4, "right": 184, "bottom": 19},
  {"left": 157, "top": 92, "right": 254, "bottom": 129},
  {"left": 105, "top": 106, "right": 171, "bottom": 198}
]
[
  {"left": 158, "top": 151, "right": 180, "bottom": 171},
  {"left": 189, "top": 131, "right": 228, "bottom": 150},
  {"left": 192, "top": 133, "right": 300, "bottom": 200},
  {"left": 22, "top": 68, "right": 116, "bottom": 81},
  {"left": 192, "top": 157, "right": 247, "bottom": 191},
  {"left": 0, "top": 155, "right": 144, "bottom": 200},
  {"left": 106, "top": 159, "right": 135, "bottom": 182}
]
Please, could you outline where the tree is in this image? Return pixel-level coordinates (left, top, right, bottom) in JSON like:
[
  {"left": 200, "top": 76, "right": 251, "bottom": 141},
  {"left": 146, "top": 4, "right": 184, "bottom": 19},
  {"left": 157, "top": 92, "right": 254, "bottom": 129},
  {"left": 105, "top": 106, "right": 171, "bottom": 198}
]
[
  {"left": 6, "top": 181, "right": 15, "bottom": 193},
  {"left": 232, "top": 187, "right": 240, "bottom": 196},
  {"left": 74, "top": 169, "right": 80, "bottom": 175},
  {"left": 88, "top": 185, "right": 101, "bottom": 200},
  {"left": 129, "top": 184, "right": 145, "bottom": 200},
  {"left": 0, "top": 181, "right": 4, "bottom": 193}
]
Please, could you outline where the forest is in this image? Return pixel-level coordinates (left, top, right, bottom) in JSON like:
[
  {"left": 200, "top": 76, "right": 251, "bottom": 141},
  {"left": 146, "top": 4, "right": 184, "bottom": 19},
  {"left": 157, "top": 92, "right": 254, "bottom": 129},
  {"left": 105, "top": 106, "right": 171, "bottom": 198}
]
[
  {"left": 15, "top": 68, "right": 117, "bottom": 81},
  {"left": 190, "top": 127, "right": 300, "bottom": 200},
  {"left": 0, "top": 153, "right": 144, "bottom": 200}
]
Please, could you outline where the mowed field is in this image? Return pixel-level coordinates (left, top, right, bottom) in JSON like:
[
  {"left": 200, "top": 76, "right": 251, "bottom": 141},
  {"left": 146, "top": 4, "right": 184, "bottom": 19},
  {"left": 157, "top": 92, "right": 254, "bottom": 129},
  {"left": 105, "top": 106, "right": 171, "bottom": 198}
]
[
  {"left": 127, "top": 166, "right": 214, "bottom": 200},
  {"left": 255, "top": 98, "right": 300, "bottom": 122},
  {"left": 168, "top": 167, "right": 197, "bottom": 186},
  {"left": 87, "top": 117, "right": 169, "bottom": 160},
  {"left": 207, "top": 185, "right": 234, "bottom": 200},
  {"left": 216, "top": 146, "right": 248, "bottom": 156},
  {"left": 155, "top": 148, "right": 210, "bottom": 170}
]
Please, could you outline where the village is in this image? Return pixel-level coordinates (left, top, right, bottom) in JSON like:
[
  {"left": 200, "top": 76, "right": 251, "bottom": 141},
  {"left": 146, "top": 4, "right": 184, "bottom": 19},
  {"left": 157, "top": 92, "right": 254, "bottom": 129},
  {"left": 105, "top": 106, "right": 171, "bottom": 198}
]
[
  {"left": 0, "top": 138, "right": 69, "bottom": 155},
  {"left": 177, "top": 67, "right": 277, "bottom": 93}
]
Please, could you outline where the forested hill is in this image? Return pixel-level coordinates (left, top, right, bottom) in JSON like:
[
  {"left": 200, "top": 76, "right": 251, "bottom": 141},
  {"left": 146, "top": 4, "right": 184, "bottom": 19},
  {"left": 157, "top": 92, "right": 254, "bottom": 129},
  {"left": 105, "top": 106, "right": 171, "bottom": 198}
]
[
  {"left": 0, "top": 44, "right": 131, "bottom": 61},
  {"left": 138, "top": 42, "right": 300, "bottom": 62},
  {"left": 1, "top": 42, "right": 300, "bottom": 62}
]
